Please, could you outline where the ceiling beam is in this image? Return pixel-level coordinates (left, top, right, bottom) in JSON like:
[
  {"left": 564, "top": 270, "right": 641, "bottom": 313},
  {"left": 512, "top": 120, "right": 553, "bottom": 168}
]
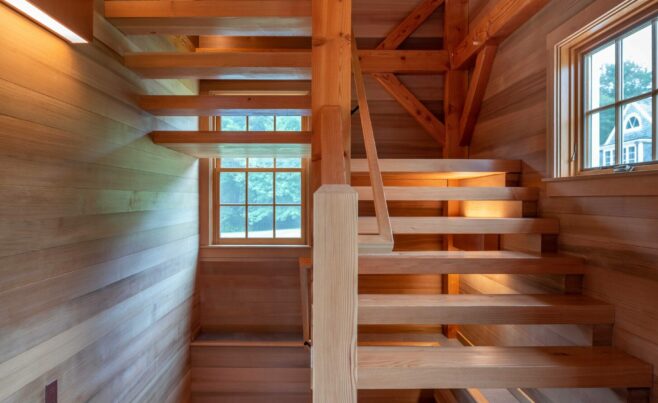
[
  {"left": 124, "top": 50, "right": 449, "bottom": 79},
  {"left": 150, "top": 131, "right": 311, "bottom": 144},
  {"left": 125, "top": 49, "right": 310, "bottom": 79},
  {"left": 105, "top": 0, "right": 310, "bottom": 17},
  {"left": 451, "top": 0, "right": 549, "bottom": 69},
  {"left": 105, "top": 0, "right": 311, "bottom": 36},
  {"left": 200, "top": 80, "right": 311, "bottom": 95},
  {"left": 139, "top": 95, "right": 311, "bottom": 116},
  {"left": 357, "top": 50, "right": 449, "bottom": 74},
  {"left": 459, "top": 45, "right": 498, "bottom": 146}
]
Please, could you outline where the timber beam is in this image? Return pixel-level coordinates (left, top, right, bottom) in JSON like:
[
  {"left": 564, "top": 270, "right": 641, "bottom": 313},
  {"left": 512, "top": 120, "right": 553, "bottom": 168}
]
[
  {"left": 370, "top": 0, "right": 447, "bottom": 145},
  {"left": 124, "top": 50, "right": 449, "bottom": 79},
  {"left": 105, "top": 0, "right": 312, "bottom": 36},
  {"left": 139, "top": 95, "right": 311, "bottom": 116},
  {"left": 451, "top": 0, "right": 549, "bottom": 69},
  {"left": 459, "top": 45, "right": 498, "bottom": 146}
]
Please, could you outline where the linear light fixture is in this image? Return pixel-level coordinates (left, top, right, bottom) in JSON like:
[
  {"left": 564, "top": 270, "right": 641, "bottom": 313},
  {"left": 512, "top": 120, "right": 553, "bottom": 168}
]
[{"left": 3, "top": 0, "right": 88, "bottom": 43}]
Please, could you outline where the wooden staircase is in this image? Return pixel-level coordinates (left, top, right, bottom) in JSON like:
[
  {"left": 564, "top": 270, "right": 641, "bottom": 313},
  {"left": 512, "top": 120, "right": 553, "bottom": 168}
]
[{"left": 313, "top": 156, "right": 653, "bottom": 401}]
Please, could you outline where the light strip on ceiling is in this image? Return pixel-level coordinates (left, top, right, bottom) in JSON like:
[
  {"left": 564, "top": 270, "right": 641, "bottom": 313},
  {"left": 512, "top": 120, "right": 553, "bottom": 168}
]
[{"left": 3, "top": 0, "right": 87, "bottom": 43}]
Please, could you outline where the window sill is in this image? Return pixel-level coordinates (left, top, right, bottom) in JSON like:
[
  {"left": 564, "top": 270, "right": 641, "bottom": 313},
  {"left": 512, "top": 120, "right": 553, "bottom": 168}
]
[
  {"left": 544, "top": 169, "right": 658, "bottom": 197},
  {"left": 199, "top": 244, "right": 311, "bottom": 260}
]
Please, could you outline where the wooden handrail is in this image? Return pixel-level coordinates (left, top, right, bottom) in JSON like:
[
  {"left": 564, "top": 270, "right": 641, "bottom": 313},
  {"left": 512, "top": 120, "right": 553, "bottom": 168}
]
[
  {"left": 351, "top": 37, "right": 394, "bottom": 243},
  {"left": 312, "top": 185, "right": 358, "bottom": 402}
]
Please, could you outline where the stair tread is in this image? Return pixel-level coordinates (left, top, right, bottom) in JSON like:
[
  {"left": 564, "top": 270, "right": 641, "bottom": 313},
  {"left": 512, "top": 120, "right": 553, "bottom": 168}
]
[
  {"left": 358, "top": 294, "right": 614, "bottom": 325},
  {"left": 359, "top": 250, "right": 584, "bottom": 274},
  {"left": 351, "top": 159, "right": 521, "bottom": 174},
  {"left": 357, "top": 346, "right": 653, "bottom": 390},
  {"left": 192, "top": 332, "right": 305, "bottom": 348},
  {"left": 359, "top": 217, "right": 559, "bottom": 235},
  {"left": 354, "top": 186, "right": 538, "bottom": 201}
]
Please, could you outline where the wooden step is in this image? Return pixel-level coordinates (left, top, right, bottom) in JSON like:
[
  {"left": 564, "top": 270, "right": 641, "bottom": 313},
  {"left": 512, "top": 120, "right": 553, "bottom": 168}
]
[
  {"left": 193, "top": 395, "right": 310, "bottom": 403},
  {"left": 358, "top": 251, "right": 584, "bottom": 275},
  {"left": 357, "top": 346, "right": 653, "bottom": 390},
  {"left": 354, "top": 186, "right": 538, "bottom": 201},
  {"left": 351, "top": 158, "right": 521, "bottom": 180},
  {"left": 191, "top": 344, "right": 309, "bottom": 369},
  {"left": 191, "top": 367, "right": 310, "bottom": 393},
  {"left": 359, "top": 217, "right": 559, "bottom": 235},
  {"left": 192, "top": 395, "right": 310, "bottom": 403},
  {"left": 358, "top": 294, "right": 614, "bottom": 325}
]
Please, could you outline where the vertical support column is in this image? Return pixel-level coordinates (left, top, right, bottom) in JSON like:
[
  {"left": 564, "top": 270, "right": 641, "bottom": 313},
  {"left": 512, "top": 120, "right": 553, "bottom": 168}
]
[
  {"left": 312, "top": 0, "right": 352, "bottom": 194},
  {"left": 312, "top": 185, "right": 358, "bottom": 403},
  {"left": 442, "top": 0, "right": 469, "bottom": 338},
  {"left": 443, "top": 0, "right": 469, "bottom": 159}
]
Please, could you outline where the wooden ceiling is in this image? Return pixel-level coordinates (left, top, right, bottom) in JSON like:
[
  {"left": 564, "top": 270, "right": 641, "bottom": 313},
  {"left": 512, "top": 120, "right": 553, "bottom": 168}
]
[{"left": 104, "top": 0, "right": 550, "bottom": 158}]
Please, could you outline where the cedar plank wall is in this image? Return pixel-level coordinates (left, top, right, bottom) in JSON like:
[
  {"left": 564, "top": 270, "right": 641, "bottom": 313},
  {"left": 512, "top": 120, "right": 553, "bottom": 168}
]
[
  {"left": 0, "top": 4, "right": 199, "bottom": 402},
  {"left": 466, "top": 0, "right": 658, "bottom": 401}
]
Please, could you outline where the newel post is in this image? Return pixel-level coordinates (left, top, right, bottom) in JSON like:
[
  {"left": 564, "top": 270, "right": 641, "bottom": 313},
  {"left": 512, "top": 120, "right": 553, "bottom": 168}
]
[{"left": 312, "top": 185, "right": 358, "bottom": 403}]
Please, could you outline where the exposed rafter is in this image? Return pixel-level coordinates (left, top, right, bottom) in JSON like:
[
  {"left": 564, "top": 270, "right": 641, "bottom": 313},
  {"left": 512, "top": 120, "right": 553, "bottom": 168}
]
[
  {"left": 370, "top": 0, "right": 446, "bottom": 145},
  {"left": 124, "top": 49, "right": 448, "bottom": 79},
  {"left": 105, "top": 0, "right": 312, "bottom": 36},
  {"left": 459, "top": 45, "right": 498, "bottom": 146},
  {"left": 139, "top": 95, "right": 311, "bottom": 116},
  {"left": 451, "top": 0, "right": 549, "bottom": 69}
]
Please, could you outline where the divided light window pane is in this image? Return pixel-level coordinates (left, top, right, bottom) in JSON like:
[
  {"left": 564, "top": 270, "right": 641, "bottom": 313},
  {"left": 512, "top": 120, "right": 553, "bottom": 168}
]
[
  {"left": 588, "top": 107, "right": 616, "bottom": 168},
  {"left": 276, "top": 116, "right": 302, "bottom": 131},
  {"left": 622, "top": 97, "right": 653, "bottom": 163},
  {"left": 221, "top": 116, "right": 247, "bottom": 131},
  {"left": 588, "top": 43, "right": 616, "bottom": 110},
  {"left": 248, "top": 206, "right": 274, "bottom": 238},
  {"left": 248, "top": 116, "right": 275, "bottom": 131},
  {"left": 622, "top": 24, "right": 653, "bottom": 99}
]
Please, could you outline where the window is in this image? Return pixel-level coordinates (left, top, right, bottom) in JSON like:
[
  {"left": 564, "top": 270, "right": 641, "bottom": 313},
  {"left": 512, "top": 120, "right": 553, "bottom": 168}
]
[
  {"left": 583, "top": 20, "right": 656, "bottom": 169},
  {"left": 214, "top": 157, "right": 306, "bottom": 244},
  {"left": 218, "top": 115, "right": 303, "bottom": 132},
  {"left": 552, "top": 1, "right": 658, "bottom": 177}
]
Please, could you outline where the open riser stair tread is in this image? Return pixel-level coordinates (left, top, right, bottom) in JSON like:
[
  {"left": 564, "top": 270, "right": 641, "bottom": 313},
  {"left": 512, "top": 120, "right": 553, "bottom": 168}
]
[
  {"left": 354, "top": 186, "right": 539, "bottom": 201},
  {"left": 358, "top": 294, "right": 615, "bottom": 325},
  {"left": 358, "top": 251, "right": 584, "bottom": 274},
  {"left": 359, "top": 217, "right": 559, "bottom": 235},
  {"left": 357, "top": 346, "right": 653, "bottom": 390},
  {"left": 351, "top": 158, "right": 521, "bottom": 175}
]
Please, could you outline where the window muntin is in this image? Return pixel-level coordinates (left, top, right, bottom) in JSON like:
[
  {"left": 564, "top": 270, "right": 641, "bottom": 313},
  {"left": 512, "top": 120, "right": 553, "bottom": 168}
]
[
  {"left": 218, "top": 115, "right": 302, "bottom": 132},
  {"left": 215, "top": 158, "right": 305, "bottom": 244},
  {"left": 583, "top": 20, "right": 657, "bottom": 169}
]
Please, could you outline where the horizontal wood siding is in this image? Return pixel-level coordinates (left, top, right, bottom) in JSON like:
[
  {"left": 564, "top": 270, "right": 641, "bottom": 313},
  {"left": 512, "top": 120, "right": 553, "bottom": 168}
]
[
  {"left": 467, "top": 0, "right": 658, "bottom": 401},
  {"left": 0, "top": 4, "right": 198, "bottom": 402}
]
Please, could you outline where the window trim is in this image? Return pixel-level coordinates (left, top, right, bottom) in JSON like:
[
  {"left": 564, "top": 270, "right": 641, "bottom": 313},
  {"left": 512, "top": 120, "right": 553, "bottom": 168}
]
[
  {"left": 212, "top": 158, "right": 309, "bottom": 246},
  {"left": 550, "top": 0, "right": 658, "bottom": 178}
]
